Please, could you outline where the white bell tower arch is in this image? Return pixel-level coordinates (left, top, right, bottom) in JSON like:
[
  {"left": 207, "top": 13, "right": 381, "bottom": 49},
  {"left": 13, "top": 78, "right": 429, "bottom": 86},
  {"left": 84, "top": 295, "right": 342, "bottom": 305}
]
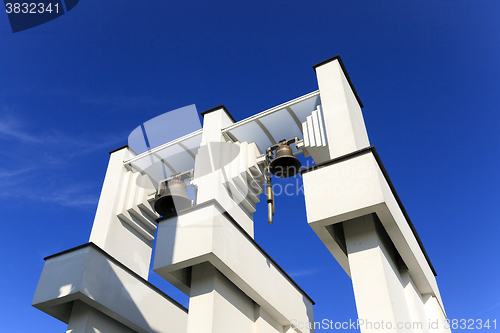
[{"left": 33, "top": 55, "right": 450, "bottom": 333}]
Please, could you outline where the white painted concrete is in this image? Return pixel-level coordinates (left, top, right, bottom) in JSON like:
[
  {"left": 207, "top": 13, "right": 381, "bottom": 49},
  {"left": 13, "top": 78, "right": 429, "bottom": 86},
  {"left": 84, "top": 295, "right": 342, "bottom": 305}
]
[
  {"left": 255, "top": 304, "right": 285, "bottom": 333},
  {"left": 423, "top": 295, "right": 450, "bottom": 333},
  {"left": 33, "top": 56, "right": 452, "bottom": 333},
  {"left": 153, "top": 107, "right": 313, "bottom": 332},
  {"left": 401, "top": 270, "right": 431, "bottom": 333},
  {"left": 89, "top": 146, "right": 157, "bottom": 279},
  {"left": 186, "top": 262, "right": 255, "bottom": 333},
  {"left": 154, "top": 201, "right": 314, "bottom": 332},
  {"left": 301, "top": 105, "right": 329, "bottom": 162},
  {"left": 33, "top": 244, "right": 188, "bottom": 333},
  {"left": 66, "top": 301, "right": 136, "bottom": 333},
  {"left": 344, "top": 214, "right": 413, "bottom": 332},
  {"left": 303, "top": 57, "right": 450, "bottom": 330},
  {"left": 315, "top": 57, "right": 370, "bottom": 160},
  {"left": 194, "top": 107, "right": 257, "bottom": 236},
  {"left": 302, "top": 150, "right": 444, "bottom": 308}
]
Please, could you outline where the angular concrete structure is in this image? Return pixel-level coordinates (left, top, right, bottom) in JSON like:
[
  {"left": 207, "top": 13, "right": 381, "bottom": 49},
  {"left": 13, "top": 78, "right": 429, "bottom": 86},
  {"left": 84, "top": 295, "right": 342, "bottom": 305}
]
[
  {"left": 33, "top": 243, "right": 188, "bottom": 333},
  {"left": 299, "top": 56, "right": 450, "bottom": 332},
  {"left": 33, "top": 55, "right": 450, "bottom": 332}
]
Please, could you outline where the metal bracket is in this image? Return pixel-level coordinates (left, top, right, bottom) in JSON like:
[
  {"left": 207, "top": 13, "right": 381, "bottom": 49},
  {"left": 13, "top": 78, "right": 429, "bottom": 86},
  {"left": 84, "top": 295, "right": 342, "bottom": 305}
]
[
  {"left": 156, "top": 169, "right": 195, "bottom": 199},
  {"left": 266, "top": 136, "right": 300, "bottom": 153}
]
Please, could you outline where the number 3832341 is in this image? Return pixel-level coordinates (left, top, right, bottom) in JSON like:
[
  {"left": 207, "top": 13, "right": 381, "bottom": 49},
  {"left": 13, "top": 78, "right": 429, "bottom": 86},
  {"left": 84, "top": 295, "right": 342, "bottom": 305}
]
[{"left": 5, "top": 3, "right": 60, "bottom": 14}]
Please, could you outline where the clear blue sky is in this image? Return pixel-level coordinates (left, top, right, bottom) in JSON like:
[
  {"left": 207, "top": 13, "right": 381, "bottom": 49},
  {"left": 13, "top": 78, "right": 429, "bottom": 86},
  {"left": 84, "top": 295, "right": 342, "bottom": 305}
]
[{"left": 1, "top": 1, "right": 499, "bottom": 331}]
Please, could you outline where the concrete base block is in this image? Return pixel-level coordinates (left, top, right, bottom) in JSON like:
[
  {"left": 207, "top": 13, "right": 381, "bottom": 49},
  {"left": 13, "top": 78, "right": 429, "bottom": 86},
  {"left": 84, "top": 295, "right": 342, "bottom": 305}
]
[
  {"left": 153, "top": 200, "right": 315, "bottom": 332},
  {"left": 302, "top": 146, "right": 444, "bottom": 310},
  {"left": 32, "top": 243, "right": 188, "bottom": 333}
]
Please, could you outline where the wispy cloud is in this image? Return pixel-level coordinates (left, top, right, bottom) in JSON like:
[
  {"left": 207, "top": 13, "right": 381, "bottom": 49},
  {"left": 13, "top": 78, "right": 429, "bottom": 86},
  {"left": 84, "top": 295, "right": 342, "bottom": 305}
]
[
  {"left": 0, "top": 174, "right": 99, "bottom": 208},
  {"left": 0, "top": 166, "right": 38, "bottom": 178},
  {"left": 288, "top": 268, "right": 322, "bottom": 278},
  {"left": 3, "top": 82, "right": 175, "bottom": 110},
  {"left": 83, "top": 94, "right": 174, "bottom": 109},
  {"left": 0, "top": 164, "right": 43, "bottom": 191},
  {"left": 34, "top": 185, "right": 99, "bottom": 208},
  {"left": 473, "top": 302, "right": 500, "bottom": 317},
  {"left": 0, "top": 109, "right": 123, "bottom": 208},
  {"left": 0, "top": 110, "right": 40, "bottom": 143},
  {"left": 0, "top": 107, "right": 123, "bottom": 153}
]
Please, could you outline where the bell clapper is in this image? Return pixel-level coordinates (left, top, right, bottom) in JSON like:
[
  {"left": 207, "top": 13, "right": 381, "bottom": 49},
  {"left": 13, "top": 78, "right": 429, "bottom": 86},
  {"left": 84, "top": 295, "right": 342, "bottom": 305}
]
[
  {"left": 265, "top": 148, "right": 275, "bottom": 224},
  {"left": 266, "top": 171, "right": 274, "bottom": 225}
]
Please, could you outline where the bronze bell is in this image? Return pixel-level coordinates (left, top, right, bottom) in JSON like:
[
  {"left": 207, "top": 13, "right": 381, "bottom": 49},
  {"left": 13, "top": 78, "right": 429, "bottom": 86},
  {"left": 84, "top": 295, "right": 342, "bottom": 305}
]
[
  {"left": 269, "top": 141, "right": 301, "bottom": 178},
  {"left": 154, "top": 178, "right": 192, "bottom": 216}
]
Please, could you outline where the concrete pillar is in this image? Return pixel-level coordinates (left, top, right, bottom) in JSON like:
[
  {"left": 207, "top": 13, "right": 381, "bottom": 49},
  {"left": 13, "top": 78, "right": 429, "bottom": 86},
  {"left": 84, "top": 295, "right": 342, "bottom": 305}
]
[
  {"left": 302, "top": 146, "right": 451, "bottom": 333},
  {"left": 401, "top": 270, "right": 431, "bottom": 333},
  {"left": 254, "top": 304, "right": 284, "bottom": 333},
  {"left": 186, "top": 262, "right": 255, "bottom": 333},
  {"left": 154, "top": 104, "right": 314, "bottom": 332},
  {"left": 344, "top": 214, "right": 412, "bottom": 332},
  {"left": 423, "top": 295, "right": 450, "bottom": 333},
  {"left": 314, "top": 56, "right": 370, "bottom": 159},
  {"left": 194, "top": 105, "right": 254, "bottom": 236},
  {"left": 66, "top": 301, "right": 135, "bottom": 333},
  {"left": 89, "top": 146, "right": 157, "bottom": 279}
]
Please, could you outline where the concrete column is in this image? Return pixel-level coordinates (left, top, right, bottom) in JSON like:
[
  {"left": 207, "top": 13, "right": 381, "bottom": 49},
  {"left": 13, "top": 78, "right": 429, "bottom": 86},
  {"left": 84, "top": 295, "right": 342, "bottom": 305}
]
[
  {"left": 254, "top": 304, "right": 284, "bottom": 333},
  {"left": 194, "top": 105, "right": 254, "bottom": 236},
  {"left": 186, "top": 262, "right": 256, "bottom": 333},
  {"left": 314, "top": 56, "right": 370, "bottom": 159},
  {"left": 302, "top": 147, "right": 449, "bottom": 332},
  {"left": 423, "top": 295, "right": 450, "bottom": 333},
  {"left": 401, "top": 270, "right": 431, "bottom": 333},
  {"left": 89, "top": 146, "right": 157, "bottom": 279},
  {"left": 66, "top": 301, "right": 135, "bottom": 333},
  {"left": 344, "top": 214, "right": 412, "bottom": 332}
]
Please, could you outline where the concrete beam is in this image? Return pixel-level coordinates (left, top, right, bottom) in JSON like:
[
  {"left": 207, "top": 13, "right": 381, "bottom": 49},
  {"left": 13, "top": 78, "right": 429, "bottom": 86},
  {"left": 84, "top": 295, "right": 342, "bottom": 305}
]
[{"left": 32, "top": 243, "right": 188, "bottom": 333}]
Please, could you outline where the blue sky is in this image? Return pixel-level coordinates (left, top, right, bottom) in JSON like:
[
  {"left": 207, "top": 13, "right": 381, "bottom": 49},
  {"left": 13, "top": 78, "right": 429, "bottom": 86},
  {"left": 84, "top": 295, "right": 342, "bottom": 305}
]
[{"left": 1, "top": 1, "right": 499, "bottom": 331}]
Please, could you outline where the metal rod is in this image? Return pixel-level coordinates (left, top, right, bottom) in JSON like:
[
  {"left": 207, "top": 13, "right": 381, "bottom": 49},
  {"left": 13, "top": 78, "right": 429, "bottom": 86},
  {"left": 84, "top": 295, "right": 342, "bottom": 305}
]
[
  {"left": 265, "top": 148, "right": 274, "bottom": 224},
  {"left": 266, "top": 136, "right": 300, "bottom": 152},
  {"left": 268, "top": 202, "right": 273, "bottom": 224},
  {"left": 266, "top": 177, "right": 274, "bottom": 224}
]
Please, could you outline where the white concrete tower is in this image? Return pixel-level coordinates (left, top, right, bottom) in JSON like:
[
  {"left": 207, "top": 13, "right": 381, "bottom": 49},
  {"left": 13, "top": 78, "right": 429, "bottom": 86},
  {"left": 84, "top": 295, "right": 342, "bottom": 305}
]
[
  {"left": 153, "top": 105, "right": 315, "bottom": 333},
  {"left": 32, "top": 103, "right": 316, "bottom": 332},
  {"left": 32, "top": 145, "right": 189, "bottom": 332},
  {"left": 301, "top": 55, "right": 450, "bottom": 332},
  {"left": 32, "top": 55, "right": 450, "bottom": 333}
]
